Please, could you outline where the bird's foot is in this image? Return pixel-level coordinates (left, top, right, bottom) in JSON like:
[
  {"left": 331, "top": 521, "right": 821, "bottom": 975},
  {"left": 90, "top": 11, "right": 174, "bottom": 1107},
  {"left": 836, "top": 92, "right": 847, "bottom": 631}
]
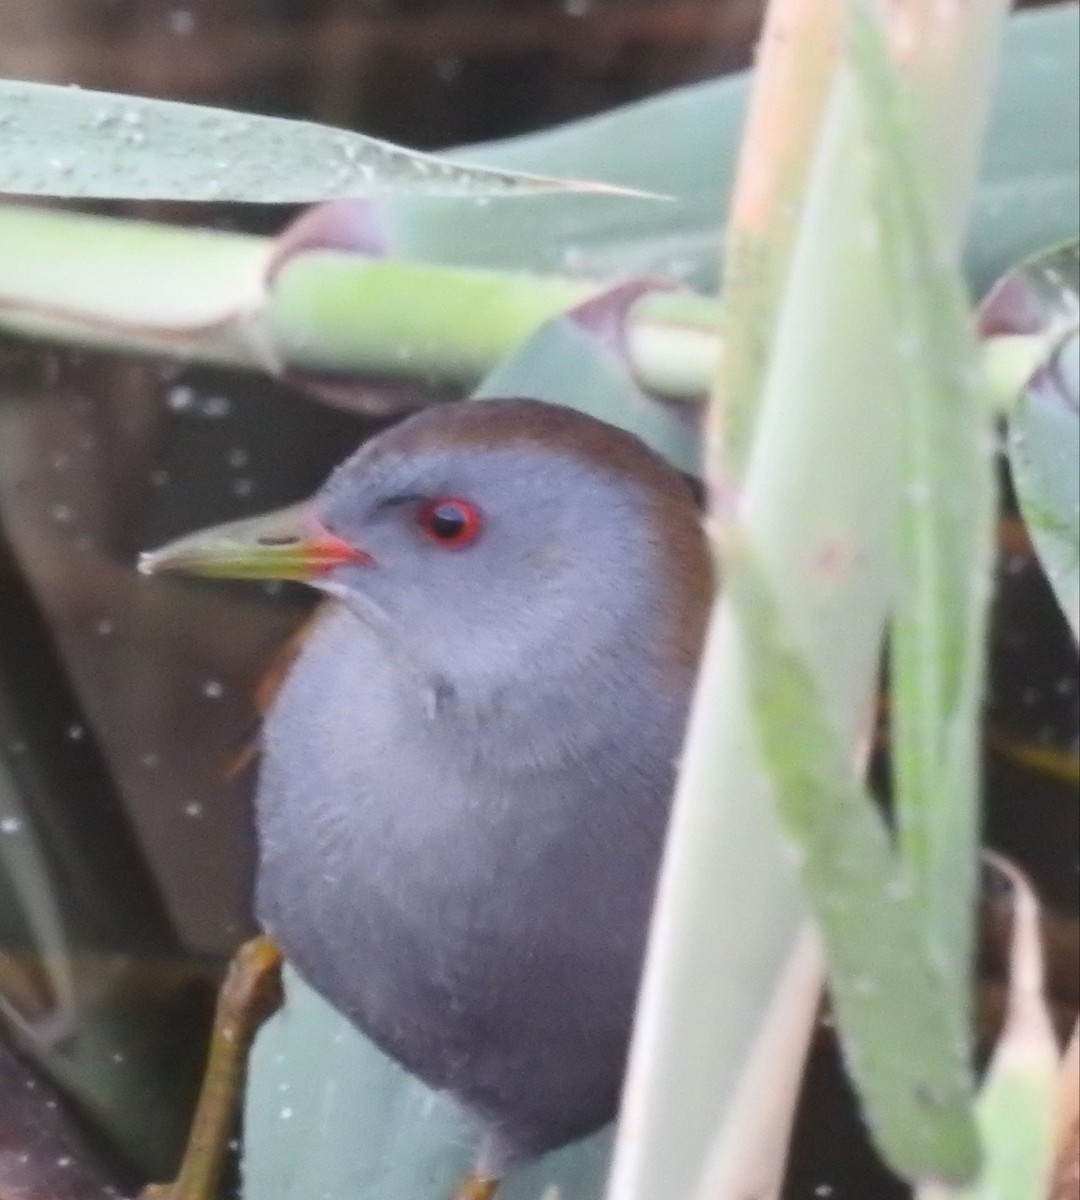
[
  {"left": 450, "top": 1173, "right": 501, "bottom": 1200},
  {"left": 137, "top": 936, "right": 285, "bottom": 1200}
]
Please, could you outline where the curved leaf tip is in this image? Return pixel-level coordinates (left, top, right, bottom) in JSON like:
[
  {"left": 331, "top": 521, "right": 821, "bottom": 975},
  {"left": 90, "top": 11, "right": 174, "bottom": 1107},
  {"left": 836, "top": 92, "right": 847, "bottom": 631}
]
[{"left": 0, "top": 80, "right": 668, "bottom": 204}]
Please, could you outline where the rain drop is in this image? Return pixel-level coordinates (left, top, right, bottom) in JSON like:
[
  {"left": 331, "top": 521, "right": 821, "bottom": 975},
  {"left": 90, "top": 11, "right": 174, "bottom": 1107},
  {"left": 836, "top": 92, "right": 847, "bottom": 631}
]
[
  {"left": 906, "top": 479, "right": 931, "bottom": 507},
  {"left": 166, "top": 385, "right": 196, "bottom": 412},
  {"left": 202, "top": 395, "right": 232, "bottom": 419},
  {"left": 781, "top": 840, "right": 808, "bottom": 868},
  {"left": 1, "top": 817, "right": 22, "bottom": 835},
  {"left": 851, "top": 975, "right": 877, "bottom": 998},
  {"left": 897, "top": 331, "right": 922, "bottom": 359},
  {"left": 202, "top": 680, "right": 225, "bottom": 700},
  {"left": 67, "top": 723, "right": 86, "bottom": 741},
  {"left": 184, "top": 802, "right": 203, "bottom": 819},
  {"left": 886, "top": 876, "right": 912, "bottom": 902}
]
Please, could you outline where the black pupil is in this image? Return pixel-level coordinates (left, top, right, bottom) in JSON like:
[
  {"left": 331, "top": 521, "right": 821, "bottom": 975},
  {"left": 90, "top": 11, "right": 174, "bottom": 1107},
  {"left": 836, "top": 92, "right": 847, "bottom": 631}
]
[{"left": 429, "top": 503, "right": 468, "bottom": 540}]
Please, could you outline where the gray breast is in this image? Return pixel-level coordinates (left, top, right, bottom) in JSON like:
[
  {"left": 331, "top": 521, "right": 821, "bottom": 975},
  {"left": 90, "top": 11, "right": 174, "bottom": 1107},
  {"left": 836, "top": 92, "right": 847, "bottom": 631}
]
[{"left": 254, "top": 602, "right": 687, "bottom": 1165}]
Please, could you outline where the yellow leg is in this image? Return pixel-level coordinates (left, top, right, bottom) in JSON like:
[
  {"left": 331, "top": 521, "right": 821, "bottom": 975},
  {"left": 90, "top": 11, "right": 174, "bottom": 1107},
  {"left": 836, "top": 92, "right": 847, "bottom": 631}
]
[
  {"left": 450, "top": 1174, "right": 502, "bottom": 1200},
  {"left": 139, "top": 936, "right": 285, "bottom": 1200}
]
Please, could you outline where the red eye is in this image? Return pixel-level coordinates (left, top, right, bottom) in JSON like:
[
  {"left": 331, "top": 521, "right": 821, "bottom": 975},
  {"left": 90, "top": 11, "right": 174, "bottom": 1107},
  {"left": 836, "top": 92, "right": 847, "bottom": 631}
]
[{"left": 418, "top": 498, "right": 482, "bottom": 548}]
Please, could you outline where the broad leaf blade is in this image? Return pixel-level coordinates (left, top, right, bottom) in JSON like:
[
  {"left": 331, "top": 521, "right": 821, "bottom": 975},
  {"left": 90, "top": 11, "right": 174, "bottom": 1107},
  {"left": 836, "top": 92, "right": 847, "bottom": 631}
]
[
  {"left": 851, "top": 1, "right": 998, "bottom": 1039},
  {"left": 1011, "top": 329, "right": 1080, "bottom": 645},
  {"left": 0, "top": 80, "right": 652, "bottom": 202},
  {"left": 612, "top": 68, "right": 904, "bottom": 1200},
  {"left": 244, "top": 969, "right": 611, "bottom": 1200},
  {"left": 383, "top": 6, "right": 1078, "bottom": 298},
  {"left": 983, "top": 241, "right": 1080, "bottom": 644},
  {"left": 726, "top": 539, "right": 979, "bottom": 1182}
]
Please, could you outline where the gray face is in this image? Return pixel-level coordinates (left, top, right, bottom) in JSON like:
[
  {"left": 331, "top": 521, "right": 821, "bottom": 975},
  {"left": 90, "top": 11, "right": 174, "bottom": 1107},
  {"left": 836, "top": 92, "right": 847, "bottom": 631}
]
[{"left": 311, "top": 438, "right": 664, "bottom": 692}]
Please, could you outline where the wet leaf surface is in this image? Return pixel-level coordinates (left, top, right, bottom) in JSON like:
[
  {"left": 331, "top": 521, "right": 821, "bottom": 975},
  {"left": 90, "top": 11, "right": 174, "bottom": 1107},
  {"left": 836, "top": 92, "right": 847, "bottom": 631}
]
[
  {"left": 0, "top": 81, "right": 653, "bottom": 203},
  {"left": 981, "top": 241, "right": 1080, "bottom": 644}
]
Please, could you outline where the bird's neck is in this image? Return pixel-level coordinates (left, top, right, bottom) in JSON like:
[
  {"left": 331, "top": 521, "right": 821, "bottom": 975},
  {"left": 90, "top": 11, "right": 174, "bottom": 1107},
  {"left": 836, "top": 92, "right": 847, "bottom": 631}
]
[{"left": 301, "top": 595, "right": 679, "bottom": 778}]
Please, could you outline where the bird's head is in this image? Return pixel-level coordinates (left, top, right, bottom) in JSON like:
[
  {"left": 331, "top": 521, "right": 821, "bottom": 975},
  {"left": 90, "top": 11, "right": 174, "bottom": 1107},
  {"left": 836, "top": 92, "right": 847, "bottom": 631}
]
[{"left": 140, "top": 399, "right": 710, "bottom": 689}]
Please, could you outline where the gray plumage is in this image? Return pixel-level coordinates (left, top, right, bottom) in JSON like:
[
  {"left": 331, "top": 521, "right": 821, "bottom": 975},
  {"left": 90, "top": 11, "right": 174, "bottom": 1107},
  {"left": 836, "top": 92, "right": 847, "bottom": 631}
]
[{"left": 253, "top": 399, "right": 711, "bottom": 1174}]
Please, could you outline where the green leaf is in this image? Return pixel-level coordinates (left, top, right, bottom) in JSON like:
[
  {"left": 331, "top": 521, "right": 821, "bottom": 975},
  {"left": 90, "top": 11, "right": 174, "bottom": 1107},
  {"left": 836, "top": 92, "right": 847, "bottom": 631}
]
[
  {"left": 384, "top": 5, "right": 1078, "bottom": 299},
  {"left": 1011, "top": 327, "right": 1080, "bottom": 644},
  {"left": 613, "top": 0, "right": 1009, "bottom": 1192},
  {"left": 473, "top": 282, "right": 701, "bottom": 474},
  {"left": 0, "top": 80, "right": 654, "bottom": 202},
  {"left": 981, "top": 240, "right": 1080, "bottom": 644},
  {"left": 612, "top": 60, "right": 907, "bottom": 1200},
  {"left": 0, "top": 8, "right": 1072, "bottom": 394},
  {"left": 850, "top": 0, "right": 997, "bottom": 1040},
  {"left": 917, "top": 860, "right": 1059, "bottom": 1200},
  {"left": 725, "top": 538, "right": 978, "bottom": 1182},
  {"left": 244, "top": 969, "right": 611, "bottom": 1200}
]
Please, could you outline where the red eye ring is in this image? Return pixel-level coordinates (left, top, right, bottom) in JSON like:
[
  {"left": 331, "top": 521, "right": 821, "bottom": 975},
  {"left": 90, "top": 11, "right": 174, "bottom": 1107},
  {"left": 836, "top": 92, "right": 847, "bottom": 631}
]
[{"left": 418, "top": 497, "right": 483, "bottom": 548}]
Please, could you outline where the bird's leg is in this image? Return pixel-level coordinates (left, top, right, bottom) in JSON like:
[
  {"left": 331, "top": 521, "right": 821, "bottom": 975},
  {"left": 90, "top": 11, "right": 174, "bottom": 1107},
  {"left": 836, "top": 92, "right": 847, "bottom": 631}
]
[
  {"left": 139, "top": 936, "right": 285, "bottom": 1200},
  {"left": 450, "top": 1173, "right": 502, "bottom": 1200}
]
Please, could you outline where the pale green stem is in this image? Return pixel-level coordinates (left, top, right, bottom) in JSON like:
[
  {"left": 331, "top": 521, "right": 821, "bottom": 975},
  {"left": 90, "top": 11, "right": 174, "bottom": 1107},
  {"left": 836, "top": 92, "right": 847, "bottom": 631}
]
[
  {"left": 0, "top": 202, "right": 720, "bottom": 398},
  {"left": 267, "top": 253, "right": 722, "bottom": 398},
  {"left": 0, "top": 202, "right": 1026, "bottom": 411}
]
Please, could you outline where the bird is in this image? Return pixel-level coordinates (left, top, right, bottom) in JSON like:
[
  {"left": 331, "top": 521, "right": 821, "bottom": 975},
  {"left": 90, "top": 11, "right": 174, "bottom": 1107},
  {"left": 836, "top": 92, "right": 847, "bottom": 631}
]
[{"left": 140, "top": 397, "right": 713, "bottom": 1200}]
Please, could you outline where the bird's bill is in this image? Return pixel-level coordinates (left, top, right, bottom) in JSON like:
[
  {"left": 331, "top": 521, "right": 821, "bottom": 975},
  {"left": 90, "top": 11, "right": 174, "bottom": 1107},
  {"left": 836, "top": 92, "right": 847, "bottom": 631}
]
[{"left": 138, "top": 501, "right": 371, "bottom": 582}]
